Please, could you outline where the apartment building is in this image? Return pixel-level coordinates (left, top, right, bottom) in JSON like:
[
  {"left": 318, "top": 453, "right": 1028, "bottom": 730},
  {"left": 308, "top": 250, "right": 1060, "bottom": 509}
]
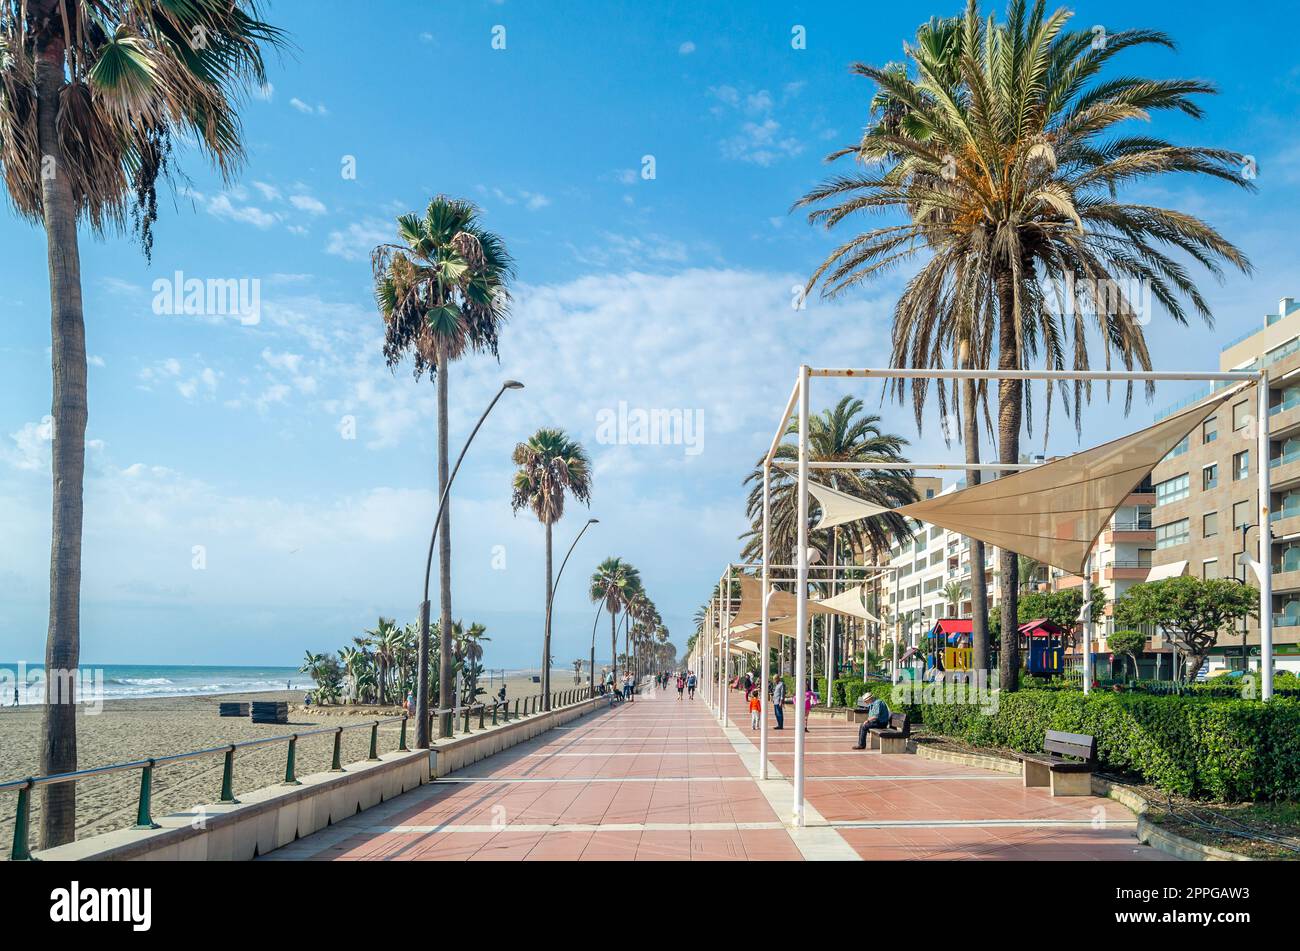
[
  {"left": 882, "top": 477, "right": 1006, "bottom": 645},
  {"left": 1148, "top": 296, "right": 1300, "bottom": 674},
  {"left": 1049, "top": 476, "right": 1156, "bottom": 644}
]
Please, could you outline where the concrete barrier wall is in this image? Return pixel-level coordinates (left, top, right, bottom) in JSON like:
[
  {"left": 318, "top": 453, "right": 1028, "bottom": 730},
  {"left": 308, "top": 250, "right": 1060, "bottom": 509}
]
[
  {"left": 33, "top": 695, "right": 602, "bottom": 861},
  {"left": 434, "top": 697, "right": 600, "bottom": 775}
]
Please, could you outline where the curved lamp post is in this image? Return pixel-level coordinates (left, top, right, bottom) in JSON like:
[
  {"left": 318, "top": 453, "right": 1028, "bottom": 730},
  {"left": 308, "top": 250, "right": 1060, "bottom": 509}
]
[
  {"left": 589, "top": 597, "right": 605, "bottom": 698},
  {"left": 542, "top": 518, "right": 598, "bottom": 710},
  {"left": 416, "top": 380, "right": 523, "bottom": 749}
]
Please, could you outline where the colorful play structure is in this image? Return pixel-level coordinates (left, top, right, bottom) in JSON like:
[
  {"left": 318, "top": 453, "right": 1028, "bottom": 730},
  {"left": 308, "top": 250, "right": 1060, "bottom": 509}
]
[{"left": 918, "top": 617, "right": 1066, "bottom": 677}]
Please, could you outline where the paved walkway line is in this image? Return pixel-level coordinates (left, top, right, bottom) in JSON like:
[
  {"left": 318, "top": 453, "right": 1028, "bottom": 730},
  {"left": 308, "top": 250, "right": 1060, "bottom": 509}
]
[{"left": 713, "top": 704, "right": 861, "bottom": 861}]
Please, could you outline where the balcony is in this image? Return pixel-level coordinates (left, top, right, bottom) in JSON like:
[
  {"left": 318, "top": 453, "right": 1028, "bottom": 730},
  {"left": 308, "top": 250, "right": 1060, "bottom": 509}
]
[
  {"left": 1105, "top": 560, "right": 1152, "bottom": 581},
  {"left": 1105, "top": 519, "right": 1154, "bottom": 544}
]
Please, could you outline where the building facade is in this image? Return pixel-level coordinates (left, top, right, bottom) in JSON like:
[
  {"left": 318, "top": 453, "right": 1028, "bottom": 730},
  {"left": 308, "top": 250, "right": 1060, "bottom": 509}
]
[{"left": 1148, "top": 296, "right": 1300, "bottom": 674}]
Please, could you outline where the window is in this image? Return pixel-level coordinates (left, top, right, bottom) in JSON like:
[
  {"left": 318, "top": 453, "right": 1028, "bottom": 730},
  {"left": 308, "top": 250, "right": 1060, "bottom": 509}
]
[
  {"left": 929, "top": 526, "right": 943, "bottom": 540},
  {"left": 1155, "top": 519, "right": 1189, "bottom": 549},
  {"left": 1203, "top": 464, "right": 1218, "bottom": 491},
  {"left": 1203, "top": 417, "right": 1218, "bottom": 444},
  {"left": 1155, "top": 473, "right": 1189, "bottom": 506},
  {"left": 925, "top": 488, "right": 936, "bottom": 499},
  {"left": 914, "top": 559, "right": 925, "bottom": 574},
  {"left": 1203, "top": 511, "right": 1218, "bottom": 538},
  {"left": 1202, "top": 559, "right": 1219, "bottom": 579},
  {"left": 1234, "top": 450, "right": 1250, "bottom": 481},
  {"left": 1233, "top": 500, "right": 1251, "bottom": 529},
  {"left": 1166, "top": 435, "right": 1190, "bottom": 460},
  {"left": 1233, "top": 400, "right": 1250, "bottom": 431},
  {"left": 929, "top": 550, "right": 943, "bottom": 566}
]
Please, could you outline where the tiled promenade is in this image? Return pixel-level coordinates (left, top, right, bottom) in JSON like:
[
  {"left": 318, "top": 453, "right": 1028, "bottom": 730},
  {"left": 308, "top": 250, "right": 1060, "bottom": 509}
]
[{"left": 266, "top": 683, "right": 1174, "bottom": 861}]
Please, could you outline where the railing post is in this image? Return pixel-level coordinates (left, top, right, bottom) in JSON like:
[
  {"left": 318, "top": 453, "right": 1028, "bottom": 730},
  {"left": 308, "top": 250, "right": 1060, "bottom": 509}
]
[
  {"left": 492, "top": 703, "right": 499, "bottom": 726},
  {"left": 399, "top": 715, "right": 409, "bottom": 751},
  {"left": 368, "top": 722, "right": 380, "bottom": 760},
  {"left": 284, "top": 736, "right": 302, "bottom": 786},
  {"left": 10, "top": 781, "right": 32, "bottom": 861},
  {"left": 462, "top": 708, "right": 471, "bottom": 733},
  {"left": 478, "top": 705, "right": 485, "bottom": 729},
  {"left": 513, "top": 698, "right": 520, "bottom": 719},
  {"left": 135, "top": 761, "right": 160, "bottom": 829},
  {"left": 220, "top": 747, "right": 239, "bottom": 803},
  {"left": 331, "top": 728, "right": 345, "bottom": 771}
]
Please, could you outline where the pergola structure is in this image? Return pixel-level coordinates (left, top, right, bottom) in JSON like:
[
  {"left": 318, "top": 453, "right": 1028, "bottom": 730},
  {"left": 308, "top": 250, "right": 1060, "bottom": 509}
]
[{"left": 717, "top": 364, "right": 1272, "bottom": 828}]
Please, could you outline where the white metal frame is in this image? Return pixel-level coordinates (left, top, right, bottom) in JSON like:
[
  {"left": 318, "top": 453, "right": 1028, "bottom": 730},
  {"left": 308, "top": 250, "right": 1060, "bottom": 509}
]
[{"left": 764, "top": 365, "right": 1271, "bottom": 827}]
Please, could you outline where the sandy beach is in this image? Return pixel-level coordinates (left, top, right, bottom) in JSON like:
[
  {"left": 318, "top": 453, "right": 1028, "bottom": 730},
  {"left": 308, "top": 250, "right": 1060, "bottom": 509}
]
[{"left": 0, "top": 668, "right": 602, "bottom": 855}]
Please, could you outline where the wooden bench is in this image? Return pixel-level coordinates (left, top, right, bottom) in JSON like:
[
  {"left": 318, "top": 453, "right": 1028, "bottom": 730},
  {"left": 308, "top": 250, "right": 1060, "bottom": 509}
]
[
  {"left": 1017, "top": 730, "right": 1097, "bottom": 796},
  {"left": 868, "top": 712, "right": 910, "bottom": 753}
]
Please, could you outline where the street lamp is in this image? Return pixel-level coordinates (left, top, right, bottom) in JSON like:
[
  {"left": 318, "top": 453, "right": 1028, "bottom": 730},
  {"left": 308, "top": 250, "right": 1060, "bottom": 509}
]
[
  {"left": 416, "top": 380, "right": 523, "bottom": 749},
  {"left": 542, "top": 518, "right": 598, "bottom": 710}
]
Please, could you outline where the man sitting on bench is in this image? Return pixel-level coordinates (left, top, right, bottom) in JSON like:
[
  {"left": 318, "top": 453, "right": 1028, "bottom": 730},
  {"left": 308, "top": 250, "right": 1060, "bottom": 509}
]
[{"left": 851, "top": 692, "right": 890, "bottom": 749}]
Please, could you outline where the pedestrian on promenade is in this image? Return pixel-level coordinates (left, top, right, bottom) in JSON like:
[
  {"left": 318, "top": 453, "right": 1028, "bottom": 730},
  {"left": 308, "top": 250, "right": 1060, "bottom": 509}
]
[
  {"left": 749, "top": 689, "right": 761, "bottom": 731},
  {"left": 771, "top": 676, "right": 785, "bottom": 729}
]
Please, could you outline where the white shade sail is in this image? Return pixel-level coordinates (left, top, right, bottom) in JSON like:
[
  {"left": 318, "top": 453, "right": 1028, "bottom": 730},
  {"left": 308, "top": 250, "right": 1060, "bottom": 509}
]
[
  {"left": 893, "top": 387, "right": 1243, "bottom": 575},
  {"left": 808, "top": 480, "right": 891, "bottom": 530},
  {"left": 818, "top": 584, "right": 881, "bottom": 622}
]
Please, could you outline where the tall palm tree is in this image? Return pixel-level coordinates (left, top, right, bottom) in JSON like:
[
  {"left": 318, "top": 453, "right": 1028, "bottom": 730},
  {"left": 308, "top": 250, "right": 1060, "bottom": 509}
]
[
  {"left": 742, "top": 397, "right": 918, "bottom": 567},
  {"left": 942, "top": 581, "right": 968, "bottom": 616},
  {"left": 372, "top": 197, "right": 513, "bottom": 745},
  {"left": 461, "top": 621, "right": 489, "bottom": 702},
  {"left": 795, "top": 0, "right": 1252, "bottom": 690},
  {"left": 365, "top": 617, "right": 398, "bottom": 705},
  {"left": 511, "top": 428, "right": 593, "bottom": 710},
  {"left": 0, "top": 1, "right": 286, "bottom": 848},
  {"left": 591, "top": 557, "right": 640, "bottom": 685}
]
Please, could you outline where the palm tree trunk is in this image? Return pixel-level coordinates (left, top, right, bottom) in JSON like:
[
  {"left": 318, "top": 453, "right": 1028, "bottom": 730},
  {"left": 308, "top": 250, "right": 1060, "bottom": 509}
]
[
  {"left": 960, "top": 341, "right": 990, "bottom": 675},
  {"left": 37, "top": 46, "right": 87, "bottom": 850},
  {"left": 435, "top": 344, "right": 454, "bottom": 732},
  {"left": 542, "top": 520, "right": 553, "bottom": 710},
  {"left": 996, "top": 269, "right": 1022, "bottom": 692},
  {"left": 610, "top": 609, "right": 618, "bottom": 685}
]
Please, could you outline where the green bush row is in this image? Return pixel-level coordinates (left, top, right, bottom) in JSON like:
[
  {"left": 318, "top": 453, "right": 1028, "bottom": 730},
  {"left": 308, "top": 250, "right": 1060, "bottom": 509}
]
[{"left": 886, "top": 688, "right": 1300, "bottom": 801}]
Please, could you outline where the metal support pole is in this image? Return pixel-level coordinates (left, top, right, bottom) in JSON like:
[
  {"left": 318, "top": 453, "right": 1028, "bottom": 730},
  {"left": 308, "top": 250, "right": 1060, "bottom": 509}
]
[
  {"left": 1258, "top": 372, "right": 1275, "bottom": 700},
  {"left": 892, "top": 571, "right": 900, "bottom": 683},
  {"left": 760, "top": 464, "right": 771, "bottom": 780},
  {"left": 1082, "top": 559, "right": 1093, "bottom": 696},
  {"left": 723, "top": 573, "right": 731, "bottom": 725},
  {"left": 793, "top": 364, "right": 809, "bottom": 827}
]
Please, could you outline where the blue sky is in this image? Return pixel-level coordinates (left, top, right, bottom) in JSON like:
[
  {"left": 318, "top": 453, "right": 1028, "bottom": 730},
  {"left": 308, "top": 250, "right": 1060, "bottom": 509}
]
[{"left": 3, "top": 0, "right": 1298, "bottom": 667}]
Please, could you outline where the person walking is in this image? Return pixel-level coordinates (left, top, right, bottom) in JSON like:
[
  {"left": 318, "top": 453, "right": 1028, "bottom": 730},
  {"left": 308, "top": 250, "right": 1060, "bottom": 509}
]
[
  {"left": 803, "top": 682, "right": 816, "bottom": 733},
  {"left": 771, "top": 676, "right": 785, "bottom": 730},
  {"left": 676, "top": 673, "right": 685, "bottom": 700},
  {"left": 686, "top": 670, "right": 696, "bottom": 699},
  {"left": 748, "top": 688, "right": 761, "bottom": 731}
]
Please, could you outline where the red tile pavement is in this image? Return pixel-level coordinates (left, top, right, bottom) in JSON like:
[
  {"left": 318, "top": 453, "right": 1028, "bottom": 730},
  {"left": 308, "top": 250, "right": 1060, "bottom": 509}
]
[
  {"left": 272, "top": 682, "right": 1174, "bottom": 861},
  {"left": 720, "top": 684, "right": 1174, "bottom": 861}
]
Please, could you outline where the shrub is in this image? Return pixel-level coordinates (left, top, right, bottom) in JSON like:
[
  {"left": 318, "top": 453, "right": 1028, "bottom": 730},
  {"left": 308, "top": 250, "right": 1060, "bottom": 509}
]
[{"left": 889, "top": 689, "right": 1300, "bottom": 801}]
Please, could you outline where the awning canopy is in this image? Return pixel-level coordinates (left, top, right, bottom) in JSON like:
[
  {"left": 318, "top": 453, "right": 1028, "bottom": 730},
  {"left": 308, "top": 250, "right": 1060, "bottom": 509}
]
[
  {"left": 1019, "top": 618, "right": 1067, "bottom": 637},
  {"left": 808, "top": 480, "right": 891, "bottom": 530},
  {"left": 893, "top": 387, "right": 1242, "bottom": 574},
  {"left": 1146, "top": 561, "right": 1188, "bottom": 582}
]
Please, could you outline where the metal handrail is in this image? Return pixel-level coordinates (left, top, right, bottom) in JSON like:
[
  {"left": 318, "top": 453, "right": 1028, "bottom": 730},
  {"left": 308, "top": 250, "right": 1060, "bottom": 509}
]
[
  {"left": 3, "top": 714, "right": 409, "bottom": 861},
  {"left": 5, "top": 685, "right": 598, "bottom": 861}
]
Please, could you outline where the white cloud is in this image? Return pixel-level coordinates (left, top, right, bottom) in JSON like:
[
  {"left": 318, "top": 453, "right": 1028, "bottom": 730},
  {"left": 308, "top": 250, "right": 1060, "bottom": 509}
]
[
  {"left": 207, "top": 194, "right": 278, "bottom": 229},
  {"left": 709, "top": 84, "right": 806, "bottom": 166},
  {"left": 289, "top": 97, "right": 328, "bottom": 116},
  {"left": 679, "top": 40, "right": 696, "bottom": 55},
  {"left": 289, "top": 194, "right": 328, "bottom": 215},
  {"left": 253, "top": 82, "right": 274, "bottom": 101},
  {"left": 325, "top": 219, "right": 392, "bottom": 261}
]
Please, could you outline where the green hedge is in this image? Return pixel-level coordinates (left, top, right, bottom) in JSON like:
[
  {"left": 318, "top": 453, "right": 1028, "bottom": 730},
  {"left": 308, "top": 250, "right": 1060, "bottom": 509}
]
[{"left": 887, "top": 688, "right": 1300, "bottom": 801}]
